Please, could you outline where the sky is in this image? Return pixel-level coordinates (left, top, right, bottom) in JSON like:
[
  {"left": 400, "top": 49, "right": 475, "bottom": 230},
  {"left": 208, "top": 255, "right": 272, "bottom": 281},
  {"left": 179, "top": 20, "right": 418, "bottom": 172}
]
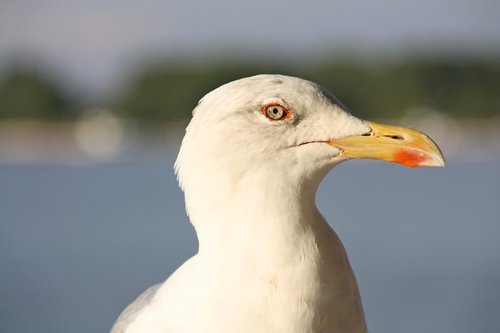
[{"left": 0, "top": 0, "right": 499, "bottom": 98}]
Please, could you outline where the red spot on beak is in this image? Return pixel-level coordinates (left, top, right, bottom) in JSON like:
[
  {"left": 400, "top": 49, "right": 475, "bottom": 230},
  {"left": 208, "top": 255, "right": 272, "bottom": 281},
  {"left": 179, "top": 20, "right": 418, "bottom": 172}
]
[{"left": 394, "top": 148, "right": 428, "bottom": 168}]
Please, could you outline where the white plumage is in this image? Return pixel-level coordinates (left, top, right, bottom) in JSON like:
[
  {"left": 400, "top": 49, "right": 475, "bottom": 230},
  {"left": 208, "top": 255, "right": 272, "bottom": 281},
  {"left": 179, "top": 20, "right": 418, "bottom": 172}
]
[{"left": 111, "top": 74, "right": 444, "bottom": 333}]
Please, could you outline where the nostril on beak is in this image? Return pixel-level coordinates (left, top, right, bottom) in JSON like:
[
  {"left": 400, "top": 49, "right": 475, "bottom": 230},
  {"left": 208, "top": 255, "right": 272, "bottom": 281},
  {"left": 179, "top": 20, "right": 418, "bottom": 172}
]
[{"left": 383, "top": 135, "right": 404, "bottom": 140}]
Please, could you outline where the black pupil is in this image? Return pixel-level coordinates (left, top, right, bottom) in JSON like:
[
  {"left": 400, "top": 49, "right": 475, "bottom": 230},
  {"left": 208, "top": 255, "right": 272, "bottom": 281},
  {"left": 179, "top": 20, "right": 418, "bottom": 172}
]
[{"left": 273, "top": 108, "right": 279, "bottom": 114}]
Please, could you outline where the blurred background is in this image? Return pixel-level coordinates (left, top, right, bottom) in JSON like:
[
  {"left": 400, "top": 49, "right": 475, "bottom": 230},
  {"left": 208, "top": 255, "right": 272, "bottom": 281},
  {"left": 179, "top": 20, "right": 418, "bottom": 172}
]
[{"left": 0, "top": 0, "right": 499, "bottom": 332}]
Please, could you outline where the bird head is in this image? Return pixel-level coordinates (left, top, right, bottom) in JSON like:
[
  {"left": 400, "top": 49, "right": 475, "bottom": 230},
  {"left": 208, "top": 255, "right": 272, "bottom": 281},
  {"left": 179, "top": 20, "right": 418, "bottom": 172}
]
[{"left": 175, "top": 75, "right": 444, "bottom": 223}]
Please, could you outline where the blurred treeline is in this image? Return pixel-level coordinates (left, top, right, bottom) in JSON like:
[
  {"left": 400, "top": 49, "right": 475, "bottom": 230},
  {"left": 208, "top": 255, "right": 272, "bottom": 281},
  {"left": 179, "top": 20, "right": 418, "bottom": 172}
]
[{"left": 0, "top": 59, "right": 499, "bottom": 122}]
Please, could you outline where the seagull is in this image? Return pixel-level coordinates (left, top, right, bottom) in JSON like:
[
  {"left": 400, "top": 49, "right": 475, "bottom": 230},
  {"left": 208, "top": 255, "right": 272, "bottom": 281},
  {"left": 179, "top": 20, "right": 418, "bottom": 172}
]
[{"left": 111, "top": 74, "right": 445, "bottom": 333}]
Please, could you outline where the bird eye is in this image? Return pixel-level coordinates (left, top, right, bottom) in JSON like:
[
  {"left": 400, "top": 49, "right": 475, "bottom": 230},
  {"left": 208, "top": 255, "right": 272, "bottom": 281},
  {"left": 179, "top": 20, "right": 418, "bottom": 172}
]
[{"left": 263, "top": 104, "right": 288, "bottom": 121}]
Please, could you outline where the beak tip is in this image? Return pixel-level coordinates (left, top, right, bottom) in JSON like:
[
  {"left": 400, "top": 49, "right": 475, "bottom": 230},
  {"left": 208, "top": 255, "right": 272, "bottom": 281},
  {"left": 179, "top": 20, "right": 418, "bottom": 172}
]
[
  {"left": 416, "top": 148, "right": 445, "bottom": 168},
  {"left": 425, "top": 140, "right": 446, "bottom": 168},
  {"left": 432, "top": 154, "right": 446, "bottom": 168},
  {"left": 425, "top": 156, "right": 446, "bottom": 168}
]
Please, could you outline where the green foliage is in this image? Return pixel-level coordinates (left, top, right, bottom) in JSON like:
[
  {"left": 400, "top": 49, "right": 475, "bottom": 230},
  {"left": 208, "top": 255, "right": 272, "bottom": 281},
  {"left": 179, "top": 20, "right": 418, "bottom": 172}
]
[
  {"left": 2, "top": 59, "right": 499, "bottom": 122},
  {"left": 0, "top": 69, "right": 70, "bottom": 119},
  {"left": 116, "top": 60, "right": 500, "bottom": 122}
]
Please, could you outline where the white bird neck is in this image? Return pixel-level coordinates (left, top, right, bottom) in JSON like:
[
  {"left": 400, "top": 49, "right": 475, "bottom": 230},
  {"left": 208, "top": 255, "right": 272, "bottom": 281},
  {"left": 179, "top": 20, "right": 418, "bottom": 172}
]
[{"left": 184, "top": 163, "right": 334, "bottom": 259}]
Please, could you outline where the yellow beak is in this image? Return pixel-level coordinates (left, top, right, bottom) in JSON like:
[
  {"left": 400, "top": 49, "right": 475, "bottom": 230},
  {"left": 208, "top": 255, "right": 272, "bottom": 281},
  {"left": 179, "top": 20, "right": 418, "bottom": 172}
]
[{"left": 329, "top": 121, "right": 445, "bottom": 168}]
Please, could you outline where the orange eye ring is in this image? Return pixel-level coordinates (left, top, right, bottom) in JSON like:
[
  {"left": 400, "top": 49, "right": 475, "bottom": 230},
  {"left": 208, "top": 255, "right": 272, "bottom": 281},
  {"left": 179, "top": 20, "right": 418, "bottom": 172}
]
[{"left": 262, "top": 103, "right": 291, "bottom": 121}]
